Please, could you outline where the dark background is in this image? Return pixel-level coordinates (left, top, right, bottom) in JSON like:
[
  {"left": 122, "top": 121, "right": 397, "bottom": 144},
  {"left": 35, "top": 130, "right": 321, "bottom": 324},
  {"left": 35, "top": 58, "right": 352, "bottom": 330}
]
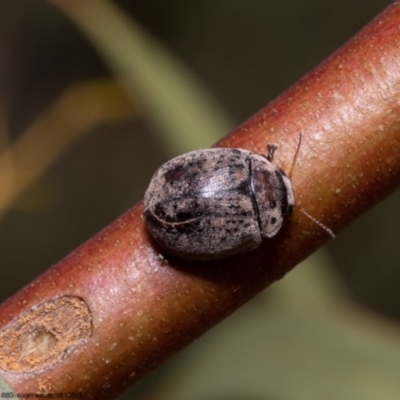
[{"left": 0, "top": 1, "right": 397, "bottom": 398}]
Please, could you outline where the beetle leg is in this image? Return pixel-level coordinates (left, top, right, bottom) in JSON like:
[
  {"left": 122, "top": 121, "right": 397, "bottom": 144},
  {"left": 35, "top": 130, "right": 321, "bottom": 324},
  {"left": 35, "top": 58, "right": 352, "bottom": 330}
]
[{"left": 266, "top": 144, "right": 278, "bottom": 161}]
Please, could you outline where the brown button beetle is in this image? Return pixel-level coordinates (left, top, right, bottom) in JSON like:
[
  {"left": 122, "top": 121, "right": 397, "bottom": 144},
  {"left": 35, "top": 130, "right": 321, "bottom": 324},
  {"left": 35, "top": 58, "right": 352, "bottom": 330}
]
[{"left": 144, "top": 144, "right": 295, "bottom": 261}]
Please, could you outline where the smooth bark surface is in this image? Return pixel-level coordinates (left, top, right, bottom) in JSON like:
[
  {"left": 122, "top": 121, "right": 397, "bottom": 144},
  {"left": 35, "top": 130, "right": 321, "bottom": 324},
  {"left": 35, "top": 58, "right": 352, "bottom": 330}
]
[{"left": 2, "top": 1, "right": 400, "bottom": 398}]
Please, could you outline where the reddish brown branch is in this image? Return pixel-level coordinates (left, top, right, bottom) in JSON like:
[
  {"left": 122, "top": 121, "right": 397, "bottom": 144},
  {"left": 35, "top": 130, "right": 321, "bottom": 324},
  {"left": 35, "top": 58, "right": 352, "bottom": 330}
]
[{"left": 2, "top": 2, "right": 400, "bottom": 399}]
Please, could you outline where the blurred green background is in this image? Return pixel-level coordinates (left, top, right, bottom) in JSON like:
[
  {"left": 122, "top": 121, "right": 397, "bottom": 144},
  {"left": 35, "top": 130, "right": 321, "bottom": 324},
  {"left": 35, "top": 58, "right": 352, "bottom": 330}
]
[{"left": 1, "top": 0, "right": 399, "bottom": 399}]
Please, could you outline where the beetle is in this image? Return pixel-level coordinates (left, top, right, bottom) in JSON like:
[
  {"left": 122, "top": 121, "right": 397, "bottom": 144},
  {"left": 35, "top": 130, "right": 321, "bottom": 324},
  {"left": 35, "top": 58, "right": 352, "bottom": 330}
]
[{"left": 143, "top": 144, "right": 295, "bottom": 261}]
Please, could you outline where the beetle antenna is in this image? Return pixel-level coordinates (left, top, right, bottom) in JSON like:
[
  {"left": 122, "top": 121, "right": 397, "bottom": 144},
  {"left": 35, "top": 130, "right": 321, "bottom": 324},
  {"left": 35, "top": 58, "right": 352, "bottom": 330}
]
[
  {"left": 299, "top": 208, "right": 335, "bottom": 238},
  {"left": 287, "top": 132, "right": 302, "bottom": 179}
]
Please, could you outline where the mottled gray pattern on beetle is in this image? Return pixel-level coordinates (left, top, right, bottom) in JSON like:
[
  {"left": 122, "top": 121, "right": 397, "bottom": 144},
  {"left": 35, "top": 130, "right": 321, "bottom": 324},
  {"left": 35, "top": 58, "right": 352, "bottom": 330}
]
[{"left": 144, "top": 147, "right": 295, "bottom": 261}]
